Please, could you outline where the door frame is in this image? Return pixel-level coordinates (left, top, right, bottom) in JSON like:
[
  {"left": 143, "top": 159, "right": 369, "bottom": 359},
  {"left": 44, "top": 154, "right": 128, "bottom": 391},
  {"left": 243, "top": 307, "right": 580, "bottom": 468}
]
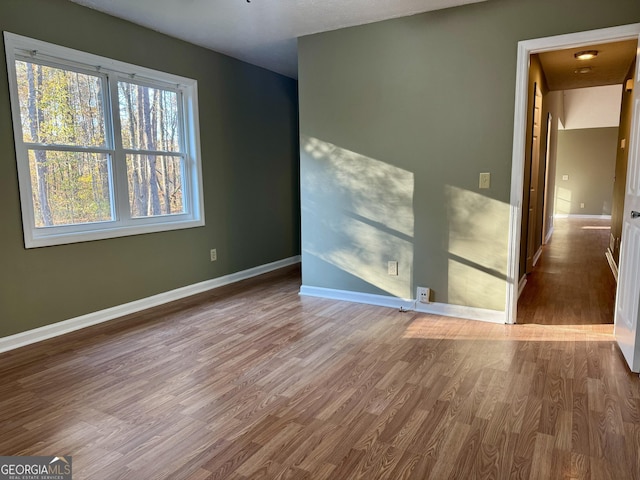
[
  {"left": 506, "top": 23, "right": 640, "bottom": 325},
  {"left": 542, "top": 112, "right": 553, "bottom": 245},
  {"left": 525, "top": 84, "right": 544, "bottom": 274}
]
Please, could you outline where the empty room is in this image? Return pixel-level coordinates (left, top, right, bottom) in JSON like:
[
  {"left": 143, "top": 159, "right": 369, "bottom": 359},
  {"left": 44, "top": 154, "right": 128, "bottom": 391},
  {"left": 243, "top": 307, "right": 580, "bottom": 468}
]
[{"left": 1, "top": 0, "right": 640, "bottom": 479}]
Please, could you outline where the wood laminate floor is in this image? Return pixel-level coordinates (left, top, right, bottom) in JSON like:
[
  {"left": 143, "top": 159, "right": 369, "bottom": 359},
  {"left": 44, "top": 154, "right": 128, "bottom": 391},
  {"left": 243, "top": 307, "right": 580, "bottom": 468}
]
[
  {"left": 1, "top": 265, "right": 639, "bottom": 479},
  {"left": 518, "top": 217, "right": 616, "bottom": 325}
]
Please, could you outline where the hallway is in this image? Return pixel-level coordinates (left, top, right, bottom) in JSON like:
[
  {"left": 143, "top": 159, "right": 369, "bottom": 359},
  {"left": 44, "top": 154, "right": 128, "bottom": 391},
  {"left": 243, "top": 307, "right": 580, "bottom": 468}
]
[{"left": 517, "top": 217, "right": 616, "bottom": 325}]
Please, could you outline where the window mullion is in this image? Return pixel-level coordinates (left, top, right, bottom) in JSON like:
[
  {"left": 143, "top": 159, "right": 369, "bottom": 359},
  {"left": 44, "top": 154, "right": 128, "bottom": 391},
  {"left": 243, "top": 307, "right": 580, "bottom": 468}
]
[
  {"left": 122, "top": 148, "right": 184, "bottom": 158},
  {"left": 26, "top": 144, "right": 113, "bottom": 155},
  {"left": 106, "top": 74, "right": 131, "bottom": 224},
  {"left": 177, "top": 90, "right": 192, "bottom": 215}
]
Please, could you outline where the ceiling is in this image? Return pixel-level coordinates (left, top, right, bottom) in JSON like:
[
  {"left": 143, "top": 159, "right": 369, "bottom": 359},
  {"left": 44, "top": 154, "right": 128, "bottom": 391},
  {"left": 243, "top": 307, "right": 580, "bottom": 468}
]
[
  {"left": 68, "top": 0, "right": 488, "bottom": 78},
  {"left": 538, "top": 40, "right": 638, "bottom": 91}
]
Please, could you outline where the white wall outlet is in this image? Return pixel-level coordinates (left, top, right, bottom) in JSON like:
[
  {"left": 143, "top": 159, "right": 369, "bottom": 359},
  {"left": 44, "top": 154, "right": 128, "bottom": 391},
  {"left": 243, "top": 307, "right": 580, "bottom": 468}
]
[
  {"left": 580, "top": 203, "right": 585, "bottom": 209},
  {"left": 562, "top": 174, "right": 569, "bottom": 181},
  {"left": 210, "top": 249, "right": 217, "bottom": 261},
  {"left": 479, "top": 172, "right": 491, "bottom": 189},
  {"left": 417, "top": 287, "right": 430, "bottom": 304},
  {"left": 388, "top": 261, "right": 398, "bottom": 276}
]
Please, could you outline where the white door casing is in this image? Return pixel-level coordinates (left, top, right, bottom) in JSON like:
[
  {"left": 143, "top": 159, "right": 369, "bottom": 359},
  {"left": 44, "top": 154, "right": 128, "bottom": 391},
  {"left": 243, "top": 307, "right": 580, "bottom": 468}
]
[
  {"left": 542, "top": 113, "right": 554, "bottom": 245},
  {"left": 508, "top": 25, "right": 640, "bottom": 374}
]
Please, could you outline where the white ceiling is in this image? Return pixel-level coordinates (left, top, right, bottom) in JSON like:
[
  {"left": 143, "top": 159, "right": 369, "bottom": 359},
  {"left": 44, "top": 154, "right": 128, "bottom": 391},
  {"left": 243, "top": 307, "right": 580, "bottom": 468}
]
[{"left": 68, "top": 0, "right": 487, "bottom": 78}]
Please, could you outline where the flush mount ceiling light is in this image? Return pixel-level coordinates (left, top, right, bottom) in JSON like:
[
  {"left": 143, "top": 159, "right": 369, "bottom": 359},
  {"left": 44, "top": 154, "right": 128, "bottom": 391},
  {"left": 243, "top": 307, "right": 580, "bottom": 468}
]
[
  {"left": 574, "top": 50, "right": 599, "bottom": 60},
  {"left": 574, "top": 66, "right": 593, "bottom": 74}
]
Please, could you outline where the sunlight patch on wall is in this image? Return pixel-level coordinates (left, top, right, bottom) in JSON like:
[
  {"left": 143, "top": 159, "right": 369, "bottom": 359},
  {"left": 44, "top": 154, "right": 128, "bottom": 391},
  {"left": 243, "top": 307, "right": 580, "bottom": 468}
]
[
  {"left": 447, "top": 259, "right": 506, "bottom": 311},
  {"left": 555, "top": 187, "right": 572, "bottom": 215},
  {"left": 446, "top": 185, "right": 509, "bottom": 311},
  {"left": 301, "top": 136, "right": 414, "bottom": 298}
]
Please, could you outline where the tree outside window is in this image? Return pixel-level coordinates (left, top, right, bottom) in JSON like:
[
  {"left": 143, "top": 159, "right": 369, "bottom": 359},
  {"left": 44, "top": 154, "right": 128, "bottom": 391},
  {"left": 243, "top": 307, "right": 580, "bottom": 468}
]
[{"left": 5, "top": 33, "right": 204, "bottom": 248}]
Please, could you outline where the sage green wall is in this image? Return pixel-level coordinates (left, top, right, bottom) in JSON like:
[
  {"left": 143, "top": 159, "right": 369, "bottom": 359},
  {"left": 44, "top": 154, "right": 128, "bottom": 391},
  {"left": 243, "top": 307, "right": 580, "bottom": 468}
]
[
  {"left": 298, "top": 0, "right": 640, "bottom": 311},
  {"left": 0, "top": 0, "right": 300, "bottom": 337},
  {"left": 611, "top": 59, "right": 636, "bottom": 265},
  {"left": 555, "top": 128, "right": 618, "bottom": 216}
]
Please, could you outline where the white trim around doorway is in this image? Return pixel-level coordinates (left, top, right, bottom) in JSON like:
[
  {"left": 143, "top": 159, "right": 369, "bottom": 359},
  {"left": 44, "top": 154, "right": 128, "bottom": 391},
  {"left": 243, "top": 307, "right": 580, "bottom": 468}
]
[{"left": 506, "top": 23, "right": 640, "bottom": 325}]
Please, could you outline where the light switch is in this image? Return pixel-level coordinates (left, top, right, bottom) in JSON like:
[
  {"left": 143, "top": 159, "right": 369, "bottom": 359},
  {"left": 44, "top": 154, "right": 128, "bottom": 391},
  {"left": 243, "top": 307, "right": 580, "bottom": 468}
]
[
  {"left": 479, "top": 172, "right": 490, "bottom": 189},
  {"left": 621, "top": 139, "right": 626, "bottom": 149},
  {"left": 562, "top": 175, "right": 569, "bottom": 181}
]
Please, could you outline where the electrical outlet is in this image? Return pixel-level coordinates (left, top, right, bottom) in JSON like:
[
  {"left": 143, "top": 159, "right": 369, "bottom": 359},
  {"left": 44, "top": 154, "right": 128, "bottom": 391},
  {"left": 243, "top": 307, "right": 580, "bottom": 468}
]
[
  {"left": 210, "top": 248, "right": 217, "bottom": 261},
  {"left": 388, "top": 261, "right": 398, "bottom": 276},
  {"left": 417, "top": 287, "right": 430, "bottom": 304},
  {"left": 580, "top": 203, "right": 585, "bottom": 209}
]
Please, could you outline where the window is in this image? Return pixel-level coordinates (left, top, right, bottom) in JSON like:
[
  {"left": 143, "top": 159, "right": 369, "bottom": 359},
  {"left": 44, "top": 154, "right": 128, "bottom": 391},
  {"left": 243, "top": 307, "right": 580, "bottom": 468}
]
[{"left": 4, "top": 32, "right": 204, "bottom": 248}]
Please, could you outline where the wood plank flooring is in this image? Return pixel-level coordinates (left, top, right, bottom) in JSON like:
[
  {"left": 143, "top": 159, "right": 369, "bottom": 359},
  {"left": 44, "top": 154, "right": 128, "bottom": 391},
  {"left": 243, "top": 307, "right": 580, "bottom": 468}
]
[
  {"left": 518, "top": 217, "right": 616, "bottom": 325},
  {"left": 1, "top": 265, "right": 639, "bottom": 479}
]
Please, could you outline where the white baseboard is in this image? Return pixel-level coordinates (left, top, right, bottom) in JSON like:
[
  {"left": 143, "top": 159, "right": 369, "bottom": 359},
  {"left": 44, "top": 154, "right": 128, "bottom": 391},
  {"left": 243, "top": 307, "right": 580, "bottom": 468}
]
[
  {"left": 518, "top": 276, "right": 527, "bottom": 298},
  {"left": 0, "top": 256, "right": 301, "bottom": 354},
  {"left": 532, "top": 246, "right": 543, "bottom": 267},
  {"left": 544, "top": 226, "right": 554, "bottom": 245},
  {"left": 554, "top": 214, "right": 611, "bottom": 219},
  {"left": 605, "top": 248, "right": 619, "bottom": 282},
  {"left": 299, "top": 285, "right": 505, "bottom": 324}
]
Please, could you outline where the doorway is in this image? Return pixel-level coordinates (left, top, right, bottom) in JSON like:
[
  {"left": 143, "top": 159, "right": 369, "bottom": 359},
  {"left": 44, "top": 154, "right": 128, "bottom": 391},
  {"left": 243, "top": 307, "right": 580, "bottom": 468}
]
[
  {"left": 517, "top": 47, "right": 635, "bottom": 324},
  {"left": 506, "top": 24, "right": 640, "bottom": 325}
]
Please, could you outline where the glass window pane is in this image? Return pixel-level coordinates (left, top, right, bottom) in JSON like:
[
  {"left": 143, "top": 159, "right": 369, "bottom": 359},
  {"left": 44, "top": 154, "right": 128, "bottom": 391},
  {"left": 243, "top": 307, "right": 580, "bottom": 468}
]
[
  {"left": 28, "top": 150, "right": 113, "bottom": 227},
  {"left": 126, "top": 154, "right": 185, "bottom": 218},
  {"left": 16, "top": 61, "right": 106, "bottom": 147},
  {"left": 118, "top": 82, "right": 181, "bottom": 152}
]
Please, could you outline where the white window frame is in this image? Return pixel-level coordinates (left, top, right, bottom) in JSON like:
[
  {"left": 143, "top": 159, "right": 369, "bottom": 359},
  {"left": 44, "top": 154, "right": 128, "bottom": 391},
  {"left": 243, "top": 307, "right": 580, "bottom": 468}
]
[{"left": 4, "top": 32, "right": 205, "bottom": 248}]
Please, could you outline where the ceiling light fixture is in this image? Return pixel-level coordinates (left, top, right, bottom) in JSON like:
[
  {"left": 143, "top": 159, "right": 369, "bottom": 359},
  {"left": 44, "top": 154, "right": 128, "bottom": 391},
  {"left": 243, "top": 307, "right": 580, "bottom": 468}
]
[
  {"left": 574, "top": 50, "right": 598, "bottom": 60},
  {"left": 574, "top": 66, "right": 593, "bottom": 74}
]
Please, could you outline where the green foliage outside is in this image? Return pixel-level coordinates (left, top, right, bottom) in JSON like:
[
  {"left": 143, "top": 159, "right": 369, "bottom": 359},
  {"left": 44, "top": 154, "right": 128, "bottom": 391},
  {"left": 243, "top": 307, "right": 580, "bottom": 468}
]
[{"left": 16, "top": 60, "right": 184, "bottom": 228}]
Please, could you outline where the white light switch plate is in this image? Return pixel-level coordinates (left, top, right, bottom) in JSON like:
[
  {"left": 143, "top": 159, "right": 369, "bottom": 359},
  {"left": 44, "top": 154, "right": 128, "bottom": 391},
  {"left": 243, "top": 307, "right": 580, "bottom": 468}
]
[{"left": 479, "top": 172, "right": 490, "bottom": 189}]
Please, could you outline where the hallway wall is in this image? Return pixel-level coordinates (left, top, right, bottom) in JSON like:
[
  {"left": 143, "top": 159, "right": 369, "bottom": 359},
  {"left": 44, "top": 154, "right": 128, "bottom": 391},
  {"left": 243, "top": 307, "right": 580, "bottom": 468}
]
[
  {"left": 555, "top": 127, "right": 618, "bottom": 216},
  {"left": 611, "top": 59, "right": 636, "bottom": 265}
]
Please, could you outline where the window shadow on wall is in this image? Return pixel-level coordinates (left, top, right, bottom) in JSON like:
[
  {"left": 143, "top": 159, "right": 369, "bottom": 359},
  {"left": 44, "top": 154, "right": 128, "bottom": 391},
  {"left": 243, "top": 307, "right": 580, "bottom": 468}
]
[{"left": 300, "top": 136, "right": 415, "bottom": 299}]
